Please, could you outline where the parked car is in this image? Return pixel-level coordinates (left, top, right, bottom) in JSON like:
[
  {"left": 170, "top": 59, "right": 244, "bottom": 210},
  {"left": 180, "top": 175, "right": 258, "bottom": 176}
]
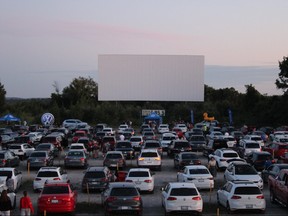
[
  {"left": 177, "top": 165, "right": 214, "bottom": 190},
  {"left": 208, "top": 148, "right": 240, "bottom": 170},
  {"left": 142, "top": 131, "right": 156, "bottom": 140},
  {"left": 161, "top": 182, "right": 203, "bottom": 215},
  {"left": 263, "top": 142, "right": 288, "bottom": 159},
  {"left": 62, "top": 119, "right": 87, "bottom": 129},
  {"left": 237, "top": 140, "right": 261, "bottom": 158},
  {"left": 69, "top": 143, "right": 88, "bottom": 155},
  {"left": 261, "top": 163, "right": 288, "bottom": 183},
  {"left": 33, "top": 167, "right": 68, "bottom": 192},
  {"left": 115, "top": 141, "right": 135, "bottom": 159},
  {"left": 101, "top": 182, "right": 143, "bottom": 216},
  {"left": 157, "top": 124, "right": 169, "bottom": 134},
  {"left": 188, "top": 135, "right": 206, "bottom": 151},
  {"left": 243, "top": 135, "right": 265, "bottom": 148},
  {"left": 224, "top": 161, "right": 263, "bottom": 189},
  {"left": 142, "top": 140, "right": 163, "bottom": 156},
  {"left": 230, "top": 131, "right": 244, "bottom": 144},
  {"left": 8, "top": 143, "right": 35, "bottom": 160},
  {"left": 203, "top": 138, "right": 228, "bottom": 157},
  {"left": 0, "top": 167, "right": 22, "bottom": 192},
  {"left": 167, "top": 140, "right": 192, "bottom": 158},
  {"left": 160, "top": 133, "right": 177, "bottom": 152},
  {"left": 71, "top": 130, "right": 87, "bottom": 143},
  {"left": 125, "top": 168, "right": 155, "bottom": 193},
  {"left": 0, "top": 179, "right": 16, "bottom": 209},
  {"left": 245, "top": 151, "right": 274, "bottom": 171},
  {"left": 137, "top": 149, "right": 162, "bottom": 171},
  {"left": 37, "top": 183, "right": 77, "bottom": 215},
  {"left": 103, "top": 151, "right": 126, "bottom": 169},
  {"left": 27, "top": 151, "right": 54, "bottom": 169},
  {"left": 35, "top": 143, "right": 59, "bottom": 157},
  {"left": 41, "top": 134, "right": 62, "bottom": 150},
  {"left": 174, "top": 152, "right": 201, "bottom": 170},
  {"left": 64, "top": 150, "right": 88, "bottom": 169},
  {"left": 130, "top": 136, "right": 144, "bottom": 151},
  {"left": 217, "top": 181, "right": 266, "bottom": 213},
  {"left": 102, "top": 136, "right": 117, "bottom": 152},
  {"left": 82, "top": 166, "right": 115, "bottom": 192},
  {"left": 0, "top": 150, "right": 20, "bottom": 167}
]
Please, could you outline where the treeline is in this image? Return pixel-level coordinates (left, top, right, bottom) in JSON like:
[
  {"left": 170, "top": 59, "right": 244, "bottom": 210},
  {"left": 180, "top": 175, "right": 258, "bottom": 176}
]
[{"left": 1, "top": 77, "right": 288, "bottom": 128}]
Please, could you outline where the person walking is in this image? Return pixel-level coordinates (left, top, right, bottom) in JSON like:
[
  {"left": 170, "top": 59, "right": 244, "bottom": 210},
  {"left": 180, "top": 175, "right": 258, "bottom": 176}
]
[
  {"left": 0, "top": 190, "right": 12, "bottom": 216},
  {"left": 19, "top": 191, "right": 34, "bottom": 216},
  {"left": 208, "top": 157, "right": 217, "bottom": 178}
]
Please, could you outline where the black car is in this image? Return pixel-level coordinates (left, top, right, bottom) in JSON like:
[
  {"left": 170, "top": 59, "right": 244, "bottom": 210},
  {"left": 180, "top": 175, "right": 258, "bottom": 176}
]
[
  {"left": 167, "top": 140, "right": 192, "bottom": 158},
  {"left": 82, "top": 166, "right": 115, "bottom": 192},
  {"left": 188, "top": 135, "right": 206, "bottom": 151},
  {"left": 174, "top": 152, "right": 201, "bottom": 170},
  {"left": 35, "top": 143, "right": 59, "bottom": 157},
  {"left": 115, "top": 141, "right": 135, "bottom": 159},
  {"left": 203, "top": 138, "right": 228, "bottom": 157},
  {"left": 261, "top": 163, "right": 288, "bottom": 183},
  {"left": 246, "top": 151, "right": 273, "bottom": 171},
  {"left": 101, "top": 182, "right": 143, "bottom": 216}
]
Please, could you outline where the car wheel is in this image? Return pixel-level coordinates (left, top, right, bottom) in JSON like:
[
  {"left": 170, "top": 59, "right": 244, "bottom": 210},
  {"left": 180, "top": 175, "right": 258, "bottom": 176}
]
[{"left": 270, "top": 189, "right": 276, "bottom": 203}]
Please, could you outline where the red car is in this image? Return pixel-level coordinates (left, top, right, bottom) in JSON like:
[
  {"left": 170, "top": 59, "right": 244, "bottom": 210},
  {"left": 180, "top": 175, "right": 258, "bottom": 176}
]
[
  {"left": 37, "top": 183, "right": 77, "bottom": 215},
  {"left": 72, "top": 130, "right": 87, "bottom": 143},
  {"left": 264, "top": 142, "right": 288, "bottom": 158}
]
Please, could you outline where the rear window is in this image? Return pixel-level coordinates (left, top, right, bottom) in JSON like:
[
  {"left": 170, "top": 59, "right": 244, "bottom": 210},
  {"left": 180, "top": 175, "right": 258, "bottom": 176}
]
[
  {"left": 246, "top": 143, "right": 260, "bottom": 148},
  {"left": 223, "top": 153, "right": 238, "bottom": 158},
  {"left": 111, "top": 188, "right": 138, "bottom": 196},
  {"left": 9, "top": 146, "right": 21, "bottom": 150},
  {"left": 70, "top": 146, "right": 84, "bottom": 150},
  {"left": 190, "top": 136, "right": 205, "bottom": 141},
  {"left": 235, "top": 165, "right": 257, "bottom": 175},
  {"left": 145, "top": 142, "right": 160, "bottom": 148},
  {"left": 106, "top": 153, "right": 122, "bottom": 159},
  {"left": 234, "top": 187, "right": 261, "bottom": 195},
  {"left": 67, "top": 151, "right": 84, "bottom": 157},
  {"left": 128, "top": 171, "right": 149, "bottom": 177},
  {"left": 103, "top": 137, "right": 115, "bottom": 142},
  {"left": 170, "top": 188, "right": 198, "bottom": 196},
  {"left": 181, "top": 154, "right": 198, "bottom": 160},
  {"left": 0, "top": 154, "right": 4, "bottom": 159},
  {"left": 251, "top": 137, "right": 262, "bottom": 141},
  {"left": 36, "top": 145, "right": 50, "bottom": 150},
  {"left": 213, "top": 140, "right": 228, "bottom": 149},
  {"left": 31, "top": 152, "right": 46, "bottom": 157},
  {"left": 85, "top": 171, "right": 105, "bottom": 178},
  {"left": 163, "top": 136, "right": 175, "bottom": 141},
  {"left": 116, "top": 143, "right": 132, "bottom": 148},
  {"left": 42, "top": 186, "right": 69, "bottom": 194},
  {"left": 174, "top": 142, "right": 189, "bottom": 148},
  {"left": 257, "top": 154, "right": 271, "bottom": 160},
  {"left": 37, "top": 171, "right": 58, "bottom": 177},
  {"left": 189, "top": 169, "right": 209, "bottom": 174},
  {"left": 141, "top": 152, "right": 158, "bottom": 157},
  {"left": 0, "top": 171, "right": 12, "bottom": 178},
  {"left": 130, "top": 137, "right": 141, "bottom": 142}
]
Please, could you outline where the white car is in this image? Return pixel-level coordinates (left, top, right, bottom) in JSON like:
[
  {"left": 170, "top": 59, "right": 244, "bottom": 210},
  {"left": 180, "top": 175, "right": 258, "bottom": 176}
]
[
  {"left": 137, "top": 149, "right": 162, "bottom": 171},
  {"left": 102, "top": 127, "right": 115, "bottom": 136},
  {"left": 238, "top": 140, "right": 261, "bottom": 158},
  {"left": 161, "top": 182, "right": 203, "bottom": 215},
  {"left": 243, "top": 135, "right": 265, "bottom": 147},
  {"left": 125, "top": 168, "right": 155, "bottom": 193},
  {"left": 8, "top": 143, "right": 35, "bottom": 160},
  {"left": 177, "top": 165, "right": 214, "bottom": 190},
  {"left": 217, "top": 181, "right": 266, "bottom": 213},
  {"left": 118, "top": 124, "right": 129, "bottom": 133},
  {"left": 175, "top": 124, "right": 188, "bottom": 133},
  {"left": 28, "top": 132, "right": 43, "bottom": 142},
  {"left": 62, "top": 119, "right": 88, "bottom": 129},
  {"left": 219, "top": 135, "right": 237, "bottom": 148},
  {"left": 224, "top": 161, "right": 263, "bottom": 189},
  {"left": 33, "top": 167, "right": 68, "bottom": 191},
  {"left": 130, "top": 136, "right": 144, "bottom": 151},
  {"left": 157, "top": 124, "right": 169, "bottom": 134},
  {"left": 206, "top": 131, "right": 223, "bottom": 140},
  {"left": 69, "top": 143, "right": 88, "bottom": 154},
  {"left": 0, "top": 167, "right": 22, "bottom": 192},
  {"left": 160, "top": 133, "right": 177, "bottom": 152},
  {"left": 208, "top": 148, "right": 240, "bottom": 169}
]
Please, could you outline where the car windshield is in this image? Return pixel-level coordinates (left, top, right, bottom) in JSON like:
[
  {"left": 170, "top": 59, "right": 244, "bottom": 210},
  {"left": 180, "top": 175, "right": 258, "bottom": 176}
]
[
  {"left": 42, "top": 186, "right": 69, "bottom": 194},
  {"left": 223, "top": 153, "right": 238, "bottom": 158},
  {"left": 110, "top": 188, "right": 138, "bottom": 196},
  {"left": 170, "top": 188, "right": 198, "bottom": 196},
  {"left": 246, "top": 143, "right": 260, "bottom": 148},
  {"left": 31, "top": 152, "right": 46, "bottom": 157},
  {"left": 141, "top": 152, "right": 158, "bottom": 157},
  {"left": 189, "top": 169, "right": 209, "bottom": 174},
  {"left": 0, "top": 171, "right": 12, "bottom": 178},
  {"left": 84, "top": 172, "right": 105, "bottom": 178},
  {"left": 128, "top": 171, "right": 149, "bottom": 177},
  {"left": 37, "top": 171, "right": 58, "bottom": 177},
  {"left": 235, "top": 165, "right": 257, "bottom": 175},
  {"left": 67, "top": 151, "right": 84, "bottom": 157},
  {"left": 181, "top": 154, "right": 198, "bottom": 160},
  {"left": 234, "top": 187, "right": 261, "bottom": 195},
  {"left": 106, "top": 154, "right": 122, "bottom": 159}
]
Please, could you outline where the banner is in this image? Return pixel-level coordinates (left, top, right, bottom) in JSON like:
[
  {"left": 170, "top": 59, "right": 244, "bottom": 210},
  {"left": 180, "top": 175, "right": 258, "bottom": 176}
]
[
  {"left": 228, "top": 109, "right": 233, "bottom": 125},
  {"left": 190, "top": 110, "right": 194, "bottom": 124}
]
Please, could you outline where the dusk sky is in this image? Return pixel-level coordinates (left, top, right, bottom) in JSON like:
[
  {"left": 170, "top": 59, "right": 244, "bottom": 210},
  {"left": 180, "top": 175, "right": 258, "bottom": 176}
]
[{"left": 1, "top": 0, "right": 287, "bottom": 98}]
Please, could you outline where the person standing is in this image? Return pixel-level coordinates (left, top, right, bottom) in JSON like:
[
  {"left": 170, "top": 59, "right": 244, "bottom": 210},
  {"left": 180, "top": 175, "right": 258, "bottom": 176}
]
[
  {"left": 208, "top": 157, "right": 217, "bottom": 178},
  {"left": 19, "top": 191, "right": 34, "bottom": 216},
  {"left": 0, "top": 190, "right": 12, "bottom": 216}
]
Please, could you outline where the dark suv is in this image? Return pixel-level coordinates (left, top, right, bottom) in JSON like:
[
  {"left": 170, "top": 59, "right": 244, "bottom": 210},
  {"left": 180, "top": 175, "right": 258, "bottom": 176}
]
[
  {"left": 82, "top": 166, "right": 115, "bottom": 192},
  {"left": 167, "top": 140, "right": 192, "bottom": 158},
  {"left": 246, "top": 151, "right": 274, "bottom": 171},
  {"left": 203, "top": 138, "right": 228, "bottom": 157}
]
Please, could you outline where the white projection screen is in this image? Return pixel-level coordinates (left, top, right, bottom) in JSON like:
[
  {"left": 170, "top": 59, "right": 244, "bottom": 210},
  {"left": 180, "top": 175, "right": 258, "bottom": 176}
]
[{"left": 98, "top": 55, "right": 204, "bottom": 101}]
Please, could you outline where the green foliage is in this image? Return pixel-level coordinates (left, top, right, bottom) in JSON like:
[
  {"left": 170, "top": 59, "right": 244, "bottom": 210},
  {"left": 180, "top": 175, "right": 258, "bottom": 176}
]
[
  {"left": 0, "top": 81, "right": 6, "bottom": 111},
  {"left": 276, "top": 56, "right": 288, "bottom": 94}
]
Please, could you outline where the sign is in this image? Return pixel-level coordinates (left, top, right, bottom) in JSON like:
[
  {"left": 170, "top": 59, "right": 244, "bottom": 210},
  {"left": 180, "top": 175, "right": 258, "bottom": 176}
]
[
  {"left": 142, "top": 109, "right": 165, "bottom": 116},
  {"left": 41, "top": 113, "right": 55, "bottom": 126}
]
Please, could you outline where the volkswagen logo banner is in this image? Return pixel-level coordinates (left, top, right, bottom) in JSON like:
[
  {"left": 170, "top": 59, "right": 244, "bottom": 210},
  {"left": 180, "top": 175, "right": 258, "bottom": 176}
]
[{"left": 41, "top": 113, "right": 55, "bottom": 126}]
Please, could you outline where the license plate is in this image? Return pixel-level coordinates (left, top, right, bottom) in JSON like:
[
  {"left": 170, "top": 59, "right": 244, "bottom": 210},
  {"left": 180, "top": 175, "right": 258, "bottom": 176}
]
[
  {"left": 135, "top": 181, "right": 141, "bottom": 184},
  {"left": 121, "top": 206, "right": 129, "bottom": 210},
  {"left": 181, "top": 206, "right": 188, "bottom": 210},
  {"left": 246, "top": 204, "right": 253, "bottom": 209},
  {"left": 198, "top": 179, "right": 204, "bottom": 182},
  {"left": 51, "top": 200, "right": 58, "bottom": 203}
]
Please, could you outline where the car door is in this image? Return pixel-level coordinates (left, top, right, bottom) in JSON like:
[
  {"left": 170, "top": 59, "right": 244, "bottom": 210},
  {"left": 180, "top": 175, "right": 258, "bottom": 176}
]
[
  {"left": 218, "top": 182, "right": 231, "bottom": 206},
  {"left": 161, "top": 183, "right": 170, "bottom": 207},
  {"left": 14, "top": 168, "right": 22, "bottom": 190},
  {"left": 225, "top": 164, "right": 234, "bottom": 181}
]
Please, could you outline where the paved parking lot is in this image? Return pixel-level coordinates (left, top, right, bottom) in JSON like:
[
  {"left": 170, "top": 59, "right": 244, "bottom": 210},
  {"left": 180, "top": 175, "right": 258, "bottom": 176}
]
[{"left": 11, "top": 148, "right": 288, "bottom": 216}]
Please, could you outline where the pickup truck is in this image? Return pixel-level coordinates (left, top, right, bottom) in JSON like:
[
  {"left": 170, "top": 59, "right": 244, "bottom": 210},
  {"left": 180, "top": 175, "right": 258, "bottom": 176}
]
[{"left": 269, "top": 169, "right": 288, "bottom": 206}]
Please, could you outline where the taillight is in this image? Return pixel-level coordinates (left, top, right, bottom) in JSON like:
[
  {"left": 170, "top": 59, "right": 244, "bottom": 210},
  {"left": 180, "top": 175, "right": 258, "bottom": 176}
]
[
  {"left": 107, "top": 196, "right": 117, "bottom": 202},
  {"left": 133, "top": 196, "right": 141, "bottom": 201},
  {"left": 256, "top": 195, "right": 264, "bottom": 199},
  {"left": 53, "top": 178, "right": 61, "bottom": 180},
  {"left": 192, "top": 196, "right": 202, "bottom": 201},
  {"left": 35, "top": 178, "right": 41, "bottom": 181},
  {"left": 144, "top": 179, "right": 152, "bottom": 183},
  {"left": 80, "top": 158, "right": 85, "bottom": 161},
  {"left": 138, "top": 158, "right": 144, "bottom": 161},
  {"left": 208, "top": 177, "right": 214, "bottom": 180},
  {"left": 231, "top": 195, "right": 241, "bottom": 199},
  {"left": 2, "top": 159, "right": 6, "bottom": 163},
  {"left": 155, "top": 157, "right": 161, "bottom": 161},
  {"left": 167, "top": 197, "right": 177, "bottom": 201}
]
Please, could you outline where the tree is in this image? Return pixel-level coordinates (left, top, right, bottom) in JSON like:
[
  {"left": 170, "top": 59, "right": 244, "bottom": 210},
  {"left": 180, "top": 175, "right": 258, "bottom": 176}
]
[
  {"left": 0, "top": 81, "right": 6, "bottom": 108},
  {"left": 275, "top": 56, "right": 288, "bottom": 94}
]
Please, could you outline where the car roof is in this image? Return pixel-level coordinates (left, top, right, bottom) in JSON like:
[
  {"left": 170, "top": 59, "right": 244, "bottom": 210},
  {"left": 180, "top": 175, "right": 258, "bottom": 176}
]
[
  {"left": 184, "top": 165, "right": 207, "bottom": 169},
  {"left": 106, "top": 151, "right": 123, "bottom": 154},
  {"left": 140, "top": 149, "right": 159, "bottom": 153},
  {"left": 230, "top": 161, "right": 249, "bottom": 165},
  {"left": 38, "top": 167, "right": 60, "bottom": 171},
  {"left": 109, "top": 182, "right": 137, "bottom": 188},
  {"left": 128, "top": 168, "right": 150, "bottom": 172},
  {"left": 230, "top": 180, "right": 258, "bottom": 186},
  {"left": 0, "top": 167, "right": 15, "bottom": 171},
  {"left": 86, "top": 166, "right": 106, "bottom": 172},
  {"left": 168, "top": 182, "right": 197, "bottom": 188}
]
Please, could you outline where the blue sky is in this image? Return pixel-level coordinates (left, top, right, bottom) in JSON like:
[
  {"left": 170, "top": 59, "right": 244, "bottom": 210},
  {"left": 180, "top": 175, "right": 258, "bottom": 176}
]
[{"left": 0, "top": 0, "right": 287, "bottom": 98}]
